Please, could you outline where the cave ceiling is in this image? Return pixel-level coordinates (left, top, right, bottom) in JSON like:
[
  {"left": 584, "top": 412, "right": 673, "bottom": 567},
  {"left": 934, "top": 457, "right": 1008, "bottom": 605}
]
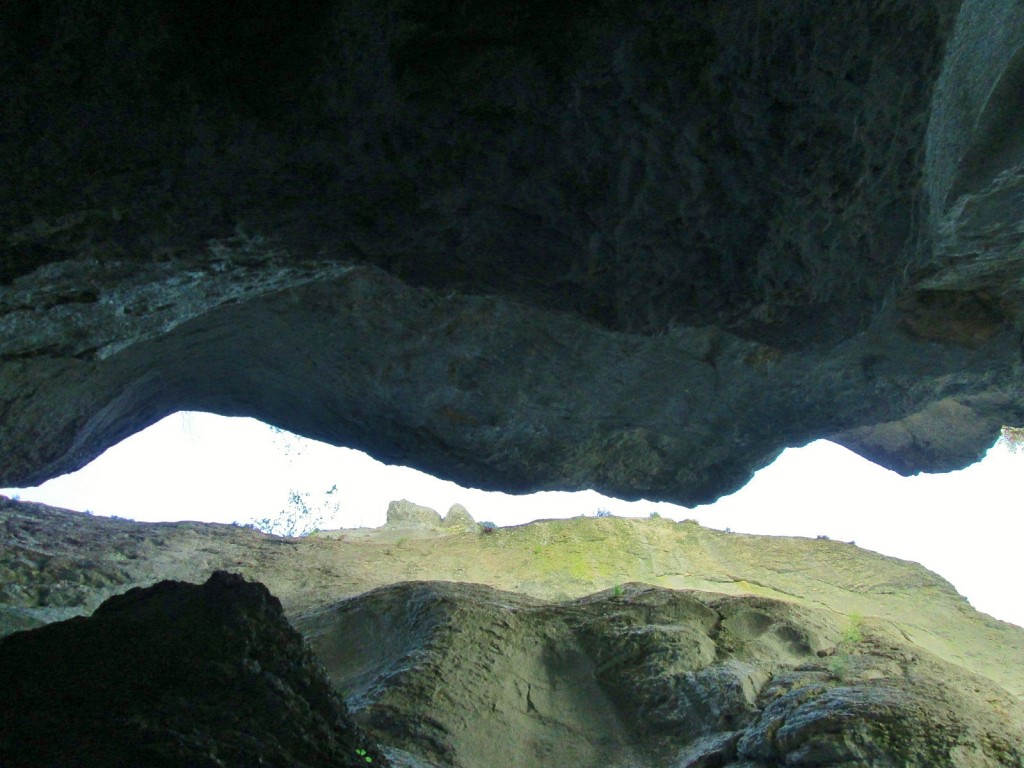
[{"left": 1, "top": 0, "right": 1023, "bottom": 505}]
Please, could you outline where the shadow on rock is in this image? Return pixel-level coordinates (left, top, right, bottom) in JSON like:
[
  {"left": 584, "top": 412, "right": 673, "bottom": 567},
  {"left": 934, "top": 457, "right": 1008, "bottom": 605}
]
[{"left": 0, "top": 570, "right": 389, "bottom": 768}]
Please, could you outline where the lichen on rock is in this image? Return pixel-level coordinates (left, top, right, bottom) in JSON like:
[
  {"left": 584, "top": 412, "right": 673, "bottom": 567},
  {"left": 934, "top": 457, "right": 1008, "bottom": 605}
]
[{"left": 385, "top": 499, "right": 444, "bottom": 530}]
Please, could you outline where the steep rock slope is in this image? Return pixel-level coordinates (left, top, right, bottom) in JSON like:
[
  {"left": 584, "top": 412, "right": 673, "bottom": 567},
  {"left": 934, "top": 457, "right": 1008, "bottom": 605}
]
[
  {"left": 300, "top": 581, "right": 1024, "bottom": 767},
  {"left": 2, "top": 1, "right": 1024, "bottom": 503},
  {"left": 3, "top": 496, "right": 1023, "bottom": 705},
  {"left": 0, "top": 570, "right": 389, "bottom": 768}
]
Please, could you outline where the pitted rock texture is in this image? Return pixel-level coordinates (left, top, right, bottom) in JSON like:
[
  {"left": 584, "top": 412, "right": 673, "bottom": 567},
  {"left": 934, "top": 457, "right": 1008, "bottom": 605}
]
[
  {"left": 0, "top": 571, "right": 389, "bottom": 768},
  {"left": 2, "top": 0, "right": 1024, "bottom": 502},
  {"left": 300, "top": 581, "right": 1024, "bottom": 768}
]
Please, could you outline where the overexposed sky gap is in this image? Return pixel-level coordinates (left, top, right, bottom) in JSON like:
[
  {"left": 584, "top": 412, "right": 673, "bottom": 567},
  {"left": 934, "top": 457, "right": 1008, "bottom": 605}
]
[{"left": 3, "top": 411, "right": 1021, "bottom": 628}]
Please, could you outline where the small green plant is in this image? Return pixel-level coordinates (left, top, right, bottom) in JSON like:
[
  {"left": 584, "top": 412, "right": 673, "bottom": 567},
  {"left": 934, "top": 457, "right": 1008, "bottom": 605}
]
[
  {"left": 243, "top": 484, "right": 339, "bottom": 537},
  {"left": 355, "top": 747, "right": 373, "bottom": 763},
  {"left": 828, "top": 614, "right": 865, "bottom": 680},
  {"left": 649, "top": 511, "right": 661, "bottom": 519},
  {"left": 827, "top": 652, "right": 851, "bottom": 680},
  {"left": 843, "top": 613, "right": 864, "bottom": 645},
  {"left": 612, "top": 584, "right": 623, "bottom": 598}
]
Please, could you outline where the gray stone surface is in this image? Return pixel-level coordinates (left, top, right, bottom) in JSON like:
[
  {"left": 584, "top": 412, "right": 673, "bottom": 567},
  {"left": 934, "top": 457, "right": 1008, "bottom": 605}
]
[
  {"left": 7, "top": 498, "right": 1024, "bottom": 702},
  {"left": 300, "top": 581, "right": 1024, "bottom": 768},
  {"left": 4, "top": 499, "right": 1023, "bottom": 767},
  {"left": 385, "top": 500, "right": 443, "bottom": 530},
  {"left": 2, "top": 0, "right": 1023, "bottom": 503},
  {"left": 441, "top": 504, "right": 476, "bottom": 530}
]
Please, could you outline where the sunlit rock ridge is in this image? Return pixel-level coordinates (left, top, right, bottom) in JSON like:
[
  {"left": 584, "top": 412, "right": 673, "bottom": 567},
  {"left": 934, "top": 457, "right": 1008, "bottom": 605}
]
[
  {"left": 2, "top": 0, "right": 1024, "bottom": 503},
  {"left": 2, "top": 498, "right": 1024, "bottom": 766}
]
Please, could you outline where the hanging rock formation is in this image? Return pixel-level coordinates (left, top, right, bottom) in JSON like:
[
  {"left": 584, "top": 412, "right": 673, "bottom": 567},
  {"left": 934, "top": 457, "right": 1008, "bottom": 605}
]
[{"left": 2, "top": 0, "right": 1024, "bottom": 503}]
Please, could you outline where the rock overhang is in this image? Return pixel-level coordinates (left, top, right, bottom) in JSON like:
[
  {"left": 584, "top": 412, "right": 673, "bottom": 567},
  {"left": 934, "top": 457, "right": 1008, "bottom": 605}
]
[{"left": 1, "top": 0, "right": 1023, "bottom": 505}]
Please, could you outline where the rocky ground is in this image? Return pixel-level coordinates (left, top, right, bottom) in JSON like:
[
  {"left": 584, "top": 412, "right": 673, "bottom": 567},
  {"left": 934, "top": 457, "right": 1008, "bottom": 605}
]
[{"left": 2, "top": 495, "right": 1023, "bottom": 765}]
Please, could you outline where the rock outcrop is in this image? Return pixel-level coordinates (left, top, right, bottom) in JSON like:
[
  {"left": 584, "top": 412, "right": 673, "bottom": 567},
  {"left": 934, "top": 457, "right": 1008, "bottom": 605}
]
[
  {"left": 0, "top": 570, "right": 389, "bottom": 768},
  {"left": 2, "top": 1, "right": 1024, "bottom": 503},
  {"left": 4, "top": 498, "right": 1024, "bottom": 697},
  {"left": 300, "top": 581, "right": 1024, "bottom": 768},
  {"left": 385, "top": 499, "right": 445, "bottom": 530},
  {"left": 441, "top": 503, "right": 477, "bottom": 531},
  {"left": 2, "top": 558, "right": 1020, "bottom": 766}
]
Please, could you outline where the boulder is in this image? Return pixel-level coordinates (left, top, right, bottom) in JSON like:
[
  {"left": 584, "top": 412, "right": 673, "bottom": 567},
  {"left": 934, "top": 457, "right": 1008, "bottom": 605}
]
[
  {"left": 0, "top": 570, "right": 388, "bottom": 767},
  {"left": 385, "top": 500, "right": 443, "bottom": 530},
  {"left": 441, "top": 504, "right": 476, "bottom": 530}
]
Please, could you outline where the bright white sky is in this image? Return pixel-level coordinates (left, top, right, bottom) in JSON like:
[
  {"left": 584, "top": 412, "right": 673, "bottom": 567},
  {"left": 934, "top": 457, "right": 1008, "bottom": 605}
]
[{"left": 3, "top": 411, "right": 1022, "bottom": 628}]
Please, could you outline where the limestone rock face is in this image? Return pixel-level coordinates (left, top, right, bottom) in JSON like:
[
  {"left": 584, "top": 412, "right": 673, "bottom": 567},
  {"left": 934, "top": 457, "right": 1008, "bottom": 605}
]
[
  {"left": 300, "top": 581, "right": 1024, "bottom": 768},
  {"left": 385, "top": 499, "right": 444, "bottom": 530},
  {"left": 3, "top": 500, "right": 1024, "bottom": 767},
  {"left": 5, "top": 497, "right": 1024, "bottom": 700},
  {"left": 441, "top": 503, "right": 477, "bottom": 530},
  {"left": 0, "top": 571, "right": 389, "bottom": 768},
  {"left": 2, "top": 0, "right": 1024, "bottom": 503}
]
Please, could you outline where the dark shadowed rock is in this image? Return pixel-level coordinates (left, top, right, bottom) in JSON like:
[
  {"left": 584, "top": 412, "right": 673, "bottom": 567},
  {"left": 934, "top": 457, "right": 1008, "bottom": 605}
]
[
  {"left": 2, "top": 0, "right": 1023, "bottom": 503},
  {"left": 0, "top": 570, "right": 389, "bottom": 768}
]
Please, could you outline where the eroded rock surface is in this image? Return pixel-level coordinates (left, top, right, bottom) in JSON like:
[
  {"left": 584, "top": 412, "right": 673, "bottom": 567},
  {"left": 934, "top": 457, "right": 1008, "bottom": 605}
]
[
  {"left": 3, "top": 498, "right": 1023, "bottom": 765},
  {"left": 2, "top": 1, "right": 1024, "bottom": 502},
  {"left": 385, "top": 499, "right": 446, "bottom": 530},
  {"left": 4, "top": 497, "right": 1024, "bottom": 699},
  {"left": 0, "top": 570, "right": 389, "bottom": 768},
  {"left": 304, "top": 581, "right": 1024, "bottom": 767}
]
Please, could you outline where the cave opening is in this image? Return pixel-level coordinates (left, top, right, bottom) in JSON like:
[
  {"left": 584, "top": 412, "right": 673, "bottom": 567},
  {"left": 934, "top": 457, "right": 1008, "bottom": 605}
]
[{"left": 2, "top": 411, "right": 1022, "bottom": 628}]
